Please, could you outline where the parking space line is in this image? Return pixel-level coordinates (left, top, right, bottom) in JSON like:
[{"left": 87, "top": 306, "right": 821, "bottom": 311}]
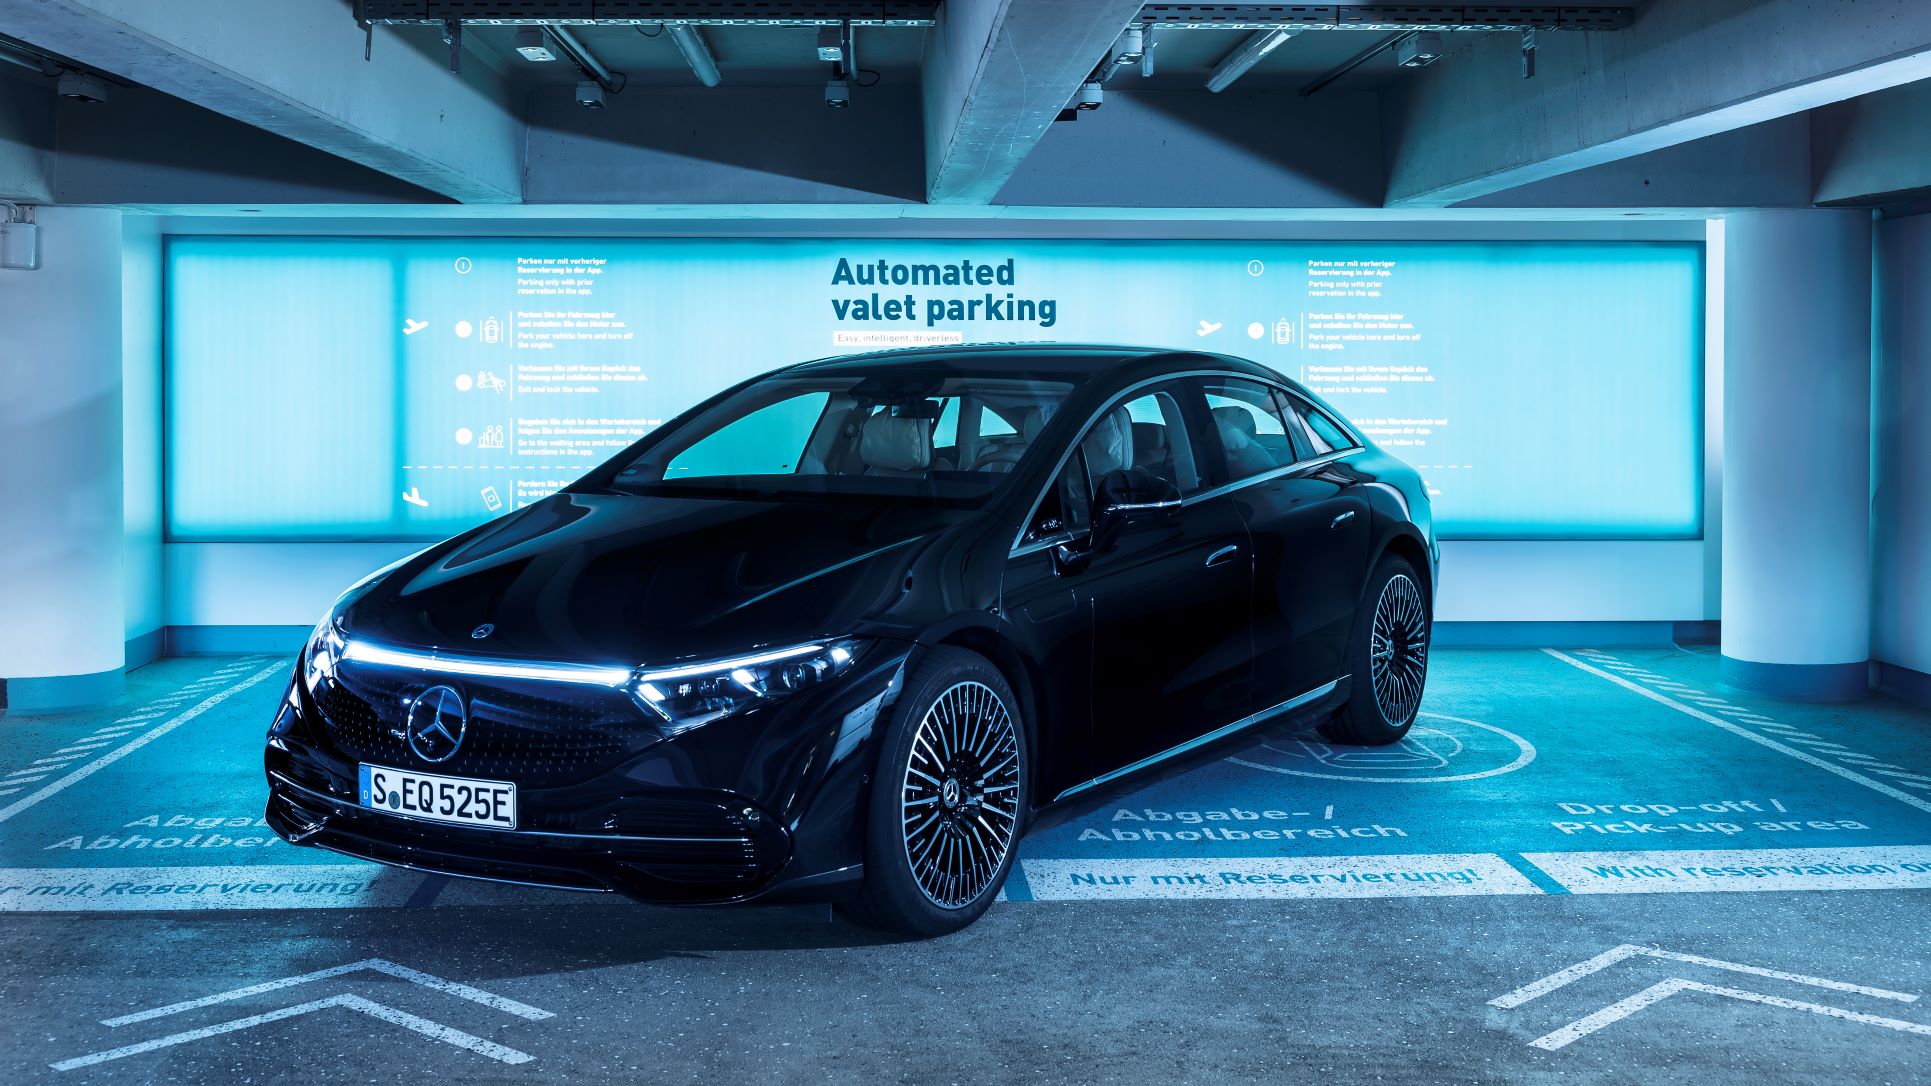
[
  {"left": 104, "top": 958, "right": 555, "bottom": 1026},
  {"left": 1491, "top": 943, "right": 1919, "bottom": 1009},
  {"left": 53, "top": 743, "right": 111, "bottom": 755},
  {"left": 2, "top": 773, "right": 51, "bottom": 785},
  {"left": 1528, "top": 979, "right": 1931, "bottom": 1051},
  {"left": 1544, "top": 650, "right": 1931, "bottom": 816},
  {"left": 0, "top": 661, "right": 287, "bottom": 825},
  {"left": 55, "top": 994, "right": 535, "bottom": 1071}
]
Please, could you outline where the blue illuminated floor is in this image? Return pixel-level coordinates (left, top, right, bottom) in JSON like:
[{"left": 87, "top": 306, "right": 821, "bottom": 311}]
[{"left": 2, "top": 648, "right": 1928, "bottom": 1083}]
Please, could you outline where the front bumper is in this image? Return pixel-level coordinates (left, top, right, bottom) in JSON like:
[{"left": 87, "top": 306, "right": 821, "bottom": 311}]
[{"left": 264, "top": 643, "right": 910, "bottom": 905}]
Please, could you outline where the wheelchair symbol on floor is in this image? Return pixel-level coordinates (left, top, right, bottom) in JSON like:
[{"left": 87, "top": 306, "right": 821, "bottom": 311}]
[{"left": 1228, "top": 712, "right": 1536, "bottom": 783}]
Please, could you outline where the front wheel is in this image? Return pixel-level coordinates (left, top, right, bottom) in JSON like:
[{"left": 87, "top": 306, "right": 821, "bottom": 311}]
[
  {"left": 1321, "top": 554, "right": 1431, "bottom": 746},
  {"left": 842, "top": 647, "right": 1028, "bottom": 938}
]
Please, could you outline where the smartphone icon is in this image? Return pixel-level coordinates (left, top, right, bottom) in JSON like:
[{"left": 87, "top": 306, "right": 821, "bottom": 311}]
[{"left": 481, "top": 486, "right": 503, "bottom": 513}]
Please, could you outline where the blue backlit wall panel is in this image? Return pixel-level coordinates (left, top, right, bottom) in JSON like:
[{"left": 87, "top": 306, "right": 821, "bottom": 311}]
[{"left": 164, "top": 237, "right": 1702, "bottom": 541}]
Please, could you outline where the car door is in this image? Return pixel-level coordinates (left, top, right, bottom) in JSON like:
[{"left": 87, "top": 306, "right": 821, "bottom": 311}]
[
  {"left": 1003, "top": 450, "right": 1102, "bottom": 801},
  {"left": 1202, "top": 377, "right": 1371, "bottom": 712},
  {"left": 1061, "top": 379, "right": 1255, "bottom": 783}
]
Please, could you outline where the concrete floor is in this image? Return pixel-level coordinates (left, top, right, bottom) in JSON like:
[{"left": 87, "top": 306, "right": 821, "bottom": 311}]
[{"left": 3, "top": 647, "right": 1929, "bottom": 1083}]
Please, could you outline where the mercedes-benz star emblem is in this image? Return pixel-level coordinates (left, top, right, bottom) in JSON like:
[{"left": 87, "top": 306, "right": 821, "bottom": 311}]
[
  {"left": 406, "top": 685, "right": 467, "bottom": 763},
  {"left": 470, "top": 623, "right": 495, "bottom": 639}
]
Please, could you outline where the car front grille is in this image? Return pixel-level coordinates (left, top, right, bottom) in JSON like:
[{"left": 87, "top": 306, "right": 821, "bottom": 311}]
[{"left": 313, "top": 663, "right": 650, "bottom": 787}]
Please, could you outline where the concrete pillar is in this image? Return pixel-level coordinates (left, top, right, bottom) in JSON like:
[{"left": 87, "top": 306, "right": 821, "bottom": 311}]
[
  {"left": 0, "top": 206, "right": 126, "bottom": 712},
  {"left": 1720, "top": 210, "right": 1872, "bottom": 700}
]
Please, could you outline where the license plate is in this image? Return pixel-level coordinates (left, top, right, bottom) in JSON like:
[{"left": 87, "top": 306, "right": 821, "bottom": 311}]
[{"left": 358, "top": 764, "right": 517, "bottom": 830}]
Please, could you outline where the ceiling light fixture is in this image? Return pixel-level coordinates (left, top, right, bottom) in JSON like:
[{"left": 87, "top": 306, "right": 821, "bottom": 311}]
[
  {"left": 1396, "top": 31, "right": 1445, "bottom": 69},
  {"left": 56, "top": 70, "right": 107, "bottom": 103},
  {"left": 816, "top": 26, "right": 844, "bottom": 63},
  {"left": 1206, "top": 27, "right": 1301, "bottom": 93},
  {"left": 513, "top": 27, "right": 556, "bottom": 62}
]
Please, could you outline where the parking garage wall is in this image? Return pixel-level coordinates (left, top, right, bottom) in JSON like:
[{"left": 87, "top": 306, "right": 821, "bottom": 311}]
[
  {"left": 1874, "top": 212, "right": 1931, "bottom": 701},
  {"left": 142, "top": 215, "right": 1716, "bottom": 652}
]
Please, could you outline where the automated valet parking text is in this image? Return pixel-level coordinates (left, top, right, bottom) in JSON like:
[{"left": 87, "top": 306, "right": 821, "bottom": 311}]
[{"left": 4, "top": 648, "right": 1931, "bottom": 912}]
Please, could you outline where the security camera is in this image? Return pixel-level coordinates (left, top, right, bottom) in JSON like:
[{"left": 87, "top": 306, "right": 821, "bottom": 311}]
[
  {"left": 575, "top": 80, "right": 605, "bottom": 109},
  {"left": 1396, "top": 31, "right": 1445, "bottom": 69},
  {"left": 824, "top": 79, "right": 850, "bottom": 109},
  {"left": 1075, "top": 81, "right": 1103, "bottom": 110},
  {"left": 56, "top": 71, "right": 108, "bottom": 104}
]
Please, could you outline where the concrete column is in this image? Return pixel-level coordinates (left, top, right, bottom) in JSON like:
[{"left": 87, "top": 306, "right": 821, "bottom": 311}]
[
  {"left": 0, "top": 206, "right": 126, "bottom": 712},
  {"left": 1720, "top": 209, "right": 1872, "bottom": 700}
]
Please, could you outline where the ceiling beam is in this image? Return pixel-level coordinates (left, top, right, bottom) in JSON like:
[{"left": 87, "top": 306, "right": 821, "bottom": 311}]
[
  {"left": 923, "top": 0, "right": 1147, "bottom": 205},
  {"left": 1384, "top": 0, "right": 1931, "bottom": 208},
  {"left": 1811, "top": 79, "right": 1931, "bottom": 210},
  {"left": 0, "top": 0, "right": 524, "bottom": 204}
]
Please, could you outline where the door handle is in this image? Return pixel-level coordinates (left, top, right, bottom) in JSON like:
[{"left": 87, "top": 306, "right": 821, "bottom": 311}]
[
  {"left": 1205, "top": 544, "right": 1241, "bottom": 568},
  {"left": 1330, "top": 510, "right": 1357, "bottom": 530}
]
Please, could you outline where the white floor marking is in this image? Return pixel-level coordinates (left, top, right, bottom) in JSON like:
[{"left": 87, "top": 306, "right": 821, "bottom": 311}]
[
  {"left": 1873, "top": 770, "right": 1931, "bottom": 784},
  {"left": 52, "top": 994, "right": 534, "bottom": 1070},
  {"left": 1525, "top": 845, "right": 1931, "bottom": 894},
  {"left": 1020, "top": 854, "right": 1541, "bottom": 900},
  {"left": 104, "top": 957, "right": 555, "bottom": 1026},
  {"left": 52, "top": 743, "right": 110, "bottom": 755},
  {"left": 0, "top": 788, "right": 19, "bottom": 797},
  {"left": 1491, "top": 943, "right": 1918, "bottom": 1010},
  {"left": 0, "top": 865, "right": 426, "bottom": 912},
  {"left": 1, "top": 773, "right": 50, "bottom": 785},
  {"left": 0, "top": 661, "right": 286, "bottom": 825},
  {"left": 1527, "top": 978, "right": 1931, "bottom": 1051},
  {"left": 1544, "top": 650, "right": 1931, "bottom": 815}
]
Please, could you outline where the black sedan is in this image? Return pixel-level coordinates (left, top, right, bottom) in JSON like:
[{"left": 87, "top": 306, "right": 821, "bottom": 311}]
[{"left": 265, "top": 345, "right": 1437, "bottom": 936}]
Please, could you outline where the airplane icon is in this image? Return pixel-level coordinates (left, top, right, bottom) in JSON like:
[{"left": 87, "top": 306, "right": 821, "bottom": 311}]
[
  {"left": 403, "top": 319, "right": 429, "bottom": 335},
  {"left": 401, "top": 487, "right": 428, "bottom": 508},
  {"left": 1196, "top": 320, "right": 1223, "bottom": 336}
]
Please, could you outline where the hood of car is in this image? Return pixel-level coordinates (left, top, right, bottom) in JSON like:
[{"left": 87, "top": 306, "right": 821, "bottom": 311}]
[{"left": 339, "top": 491, "right": 981, "bottom": 667}]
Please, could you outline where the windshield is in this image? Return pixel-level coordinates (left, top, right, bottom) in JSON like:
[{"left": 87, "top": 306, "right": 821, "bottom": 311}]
[{"left": 602, "top": 365, "right": 1079, "bottom": 506}]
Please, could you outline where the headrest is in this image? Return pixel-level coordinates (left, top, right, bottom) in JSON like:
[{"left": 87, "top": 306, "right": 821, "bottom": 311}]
[
  {"left": 1213, "top": 405, "right": 1259, "bottom": 439},
  {"left": 1083, "top": 408, "right": 1134, "bottom": 477},
  {"left": 859, "top": 414, "right": 932, "bottom": 473}
]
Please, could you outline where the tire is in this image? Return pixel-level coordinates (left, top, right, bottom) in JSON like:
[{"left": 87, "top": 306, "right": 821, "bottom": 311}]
[
  {"left": 841, "top": 646, "right": 1029, "bottom": 938},
  {"left": 1321, "top": 554, "right": 1431, "bottom": 746}
]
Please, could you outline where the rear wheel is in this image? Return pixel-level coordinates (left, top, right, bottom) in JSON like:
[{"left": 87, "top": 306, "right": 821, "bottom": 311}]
[
  {"left": 1321, "top": 555, "right": 1430, "bottom": 746},
  {"left": 842, "top": 647, "right": 1027, "bottom": 938}
]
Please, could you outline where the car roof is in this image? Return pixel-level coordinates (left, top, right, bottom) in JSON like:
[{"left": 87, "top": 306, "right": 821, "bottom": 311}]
[{"left": 786, "top": 343, "right": 1282, "bottom": 383}]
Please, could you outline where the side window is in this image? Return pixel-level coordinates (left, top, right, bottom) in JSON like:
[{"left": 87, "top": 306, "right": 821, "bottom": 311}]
[
  {"left": 1291, "top": 397, "right": 1360, "bottom": 456},
  {"left": 1080, "top": 382, "right": 1203, "bottom": 498},
  {"left": 1201, "top": 378, "right": 1294, "bottom": 482},
  {"left": 1023, "top": 450, "right": 1092, "bottom": 545}
]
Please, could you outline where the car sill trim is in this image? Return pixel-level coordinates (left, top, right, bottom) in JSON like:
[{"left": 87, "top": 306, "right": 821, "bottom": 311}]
[{"left": 1051, "top": 678, "right": 1342, "bottom": 803}]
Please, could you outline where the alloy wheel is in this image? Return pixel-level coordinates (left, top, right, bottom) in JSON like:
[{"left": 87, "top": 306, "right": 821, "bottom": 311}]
[
  {"left": 1369, "top": 573, "right": 1429, "bottom": 726},
  {"left": 900, "top": 680, "right": 1021, "bottom": 910}
]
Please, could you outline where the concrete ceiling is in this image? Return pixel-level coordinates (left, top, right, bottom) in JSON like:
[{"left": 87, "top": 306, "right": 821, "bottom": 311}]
[{"left": 1, "top": 0, "right": 1930, "bottom": 216}]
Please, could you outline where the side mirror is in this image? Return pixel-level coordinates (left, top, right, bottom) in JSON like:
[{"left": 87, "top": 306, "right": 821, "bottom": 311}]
[
  {"left": 1092, "top": 467, "right": 1181, "bottom": 543},
  {"left": 1048, "top": 468, "right": 1182, "bottom": 576}
]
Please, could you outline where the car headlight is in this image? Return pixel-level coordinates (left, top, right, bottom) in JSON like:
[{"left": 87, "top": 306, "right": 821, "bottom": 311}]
[
  {"left": 304, "top": 611, "right": 347, "bottom": 695},
  {"left": 630, "top": 639, "right": 864, "bottom": 736}
]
